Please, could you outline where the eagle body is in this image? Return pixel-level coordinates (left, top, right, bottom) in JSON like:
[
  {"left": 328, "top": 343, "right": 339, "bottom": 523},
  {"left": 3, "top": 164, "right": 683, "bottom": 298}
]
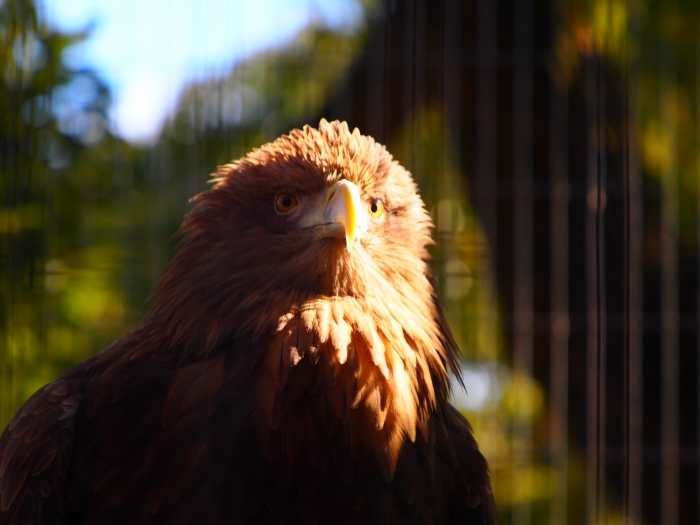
[{"left": 0, "top": 121, "right": 497, "bottom": 524}]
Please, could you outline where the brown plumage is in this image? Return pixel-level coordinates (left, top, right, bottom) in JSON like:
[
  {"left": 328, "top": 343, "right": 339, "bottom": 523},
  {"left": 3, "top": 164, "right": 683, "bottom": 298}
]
[{"left": 0, "top": 120, "right": 497, "bottom": 524}]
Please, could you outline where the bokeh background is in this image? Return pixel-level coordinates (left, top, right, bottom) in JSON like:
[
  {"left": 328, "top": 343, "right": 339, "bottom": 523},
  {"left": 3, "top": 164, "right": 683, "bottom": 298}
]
[{"left": 2, "top": 0, "right": 699, "bottom": 523}]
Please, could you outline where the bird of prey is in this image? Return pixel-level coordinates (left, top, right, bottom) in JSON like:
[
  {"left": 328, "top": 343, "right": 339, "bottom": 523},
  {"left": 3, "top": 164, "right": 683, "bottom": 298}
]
[{"left": 0, "top": 120, "right": 497, "bottom": 524}]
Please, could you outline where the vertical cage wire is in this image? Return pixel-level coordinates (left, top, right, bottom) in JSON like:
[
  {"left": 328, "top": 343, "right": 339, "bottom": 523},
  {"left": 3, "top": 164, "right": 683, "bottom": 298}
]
[
  {"left": 595, "top": 52, "right": 607, "bottom": 525},
  {"left": 444, "top": 0, "right": 463, "bottom": 226},
  {"left": 476, "top": 0, "right": 498, "bottom": 251},
  {"left": 660, "top": 30, "right": 679, "bottom": 525},
  {"left": 696, "top": 34, "right": 700, "bottom": 525},
  {"left": 585, "top": 51, "right": 609, "bottom": 525},
  {"left": 366, "top": 8, "right": 385, "bottom": 140},
  {"left": 401, "top": 0, "right": 415, "bottom": 175},
  {"left": 414, "top": 0, "right": 427, "bottom": 210},
  {"left": 624, "top": 1, "right": 644, "bottom": 522},
  {"left": 512, "top": 1, "right": 534, "bottom": 524},
  {"left": 474, "top": 0, "right": 502, "bottom": 504},
  {"left": 549, "top": 2, "right": 570, "bottom": 524},
  {"left": 440, "top": 0, "right": 457, "bottom": 293}
]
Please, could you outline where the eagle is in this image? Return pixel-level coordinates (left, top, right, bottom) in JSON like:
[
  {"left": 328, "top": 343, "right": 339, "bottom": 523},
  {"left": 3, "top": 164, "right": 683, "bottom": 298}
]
[{"left": 0, "top": 120, "right": 497, "bottom": 524}]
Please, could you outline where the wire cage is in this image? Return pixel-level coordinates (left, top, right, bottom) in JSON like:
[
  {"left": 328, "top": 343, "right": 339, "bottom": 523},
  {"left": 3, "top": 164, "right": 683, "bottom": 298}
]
[{"left": 1, "top": 0, "right": 698, "bottom": 523}]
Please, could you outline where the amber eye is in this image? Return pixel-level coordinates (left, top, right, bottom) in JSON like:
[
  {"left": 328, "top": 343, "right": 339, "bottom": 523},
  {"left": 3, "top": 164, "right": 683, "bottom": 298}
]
[
  {"left": 275, "top": 193, "right": 298, "bottom": 214},
  {"left": 369, "top": 199, "right": 384, "bottom": 219}
]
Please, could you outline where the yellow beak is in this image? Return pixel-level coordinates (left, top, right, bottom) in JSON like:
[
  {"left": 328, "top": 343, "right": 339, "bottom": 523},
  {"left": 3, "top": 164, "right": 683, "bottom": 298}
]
[{"left": 303, "top": 179, "right": 361, "bottom": 252}]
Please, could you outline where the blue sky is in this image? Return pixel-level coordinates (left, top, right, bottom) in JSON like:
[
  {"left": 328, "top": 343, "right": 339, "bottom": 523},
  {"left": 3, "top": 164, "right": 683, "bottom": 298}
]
[{"left": 40, "top": 0, "right": 363, "bottom": 144}]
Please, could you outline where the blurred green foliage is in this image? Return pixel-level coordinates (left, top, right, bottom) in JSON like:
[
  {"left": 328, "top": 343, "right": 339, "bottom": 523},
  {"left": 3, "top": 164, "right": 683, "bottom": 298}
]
[{"left": 0, "top": 0, "right": 158, "bottom": 425}]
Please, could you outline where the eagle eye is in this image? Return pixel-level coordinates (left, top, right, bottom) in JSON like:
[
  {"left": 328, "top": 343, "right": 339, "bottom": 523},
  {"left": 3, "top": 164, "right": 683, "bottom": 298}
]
[
  {"left": 275, "top": 193, "right": 298, "bottom": 214},
  {"left": 369, "top": 199, "right": 384, "bottom": 219}
]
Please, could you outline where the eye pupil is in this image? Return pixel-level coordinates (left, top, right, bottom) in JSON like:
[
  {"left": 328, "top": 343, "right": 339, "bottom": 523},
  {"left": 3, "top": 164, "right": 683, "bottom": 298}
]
[
  {"left": 283, "top": 196, "right": 292, "bottom": 207},
  {"left": 371, "top": 203, "right": 378, "bottom": 213}
]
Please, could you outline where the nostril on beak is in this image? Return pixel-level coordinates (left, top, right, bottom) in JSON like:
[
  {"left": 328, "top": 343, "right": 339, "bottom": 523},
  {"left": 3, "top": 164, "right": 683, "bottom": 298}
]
[{"left": 326, "top": 187, "right": 337, "bottom": 204}]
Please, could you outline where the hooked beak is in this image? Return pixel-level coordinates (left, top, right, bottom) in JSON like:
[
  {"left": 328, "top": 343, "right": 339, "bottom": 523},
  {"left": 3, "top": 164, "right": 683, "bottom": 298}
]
[{"left": 302, "top": 179, "right": 361, "bottom": 251}]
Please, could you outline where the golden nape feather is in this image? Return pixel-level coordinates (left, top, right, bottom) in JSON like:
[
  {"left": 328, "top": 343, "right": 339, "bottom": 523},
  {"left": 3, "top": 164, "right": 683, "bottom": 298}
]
[{"left": 0, "top": 120, "right": 498, "bottom": 525}]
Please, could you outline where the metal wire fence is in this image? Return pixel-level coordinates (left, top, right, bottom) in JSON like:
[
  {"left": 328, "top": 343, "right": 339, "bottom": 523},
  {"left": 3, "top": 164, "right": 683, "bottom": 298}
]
[{"left": 1, "top": 0, "right": 699, "bottom": 523}]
